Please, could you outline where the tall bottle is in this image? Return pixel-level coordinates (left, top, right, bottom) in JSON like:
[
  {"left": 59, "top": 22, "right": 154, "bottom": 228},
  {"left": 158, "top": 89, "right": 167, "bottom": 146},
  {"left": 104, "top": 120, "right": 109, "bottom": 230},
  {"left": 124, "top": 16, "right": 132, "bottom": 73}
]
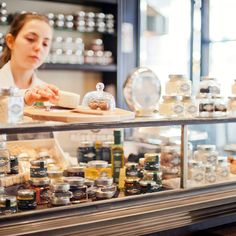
[
  {"left": 0, "top": 134, "right": 10, "bottom": 177},
  {"left": 111, "top": 130, "right": 125, "bottom": 184}
]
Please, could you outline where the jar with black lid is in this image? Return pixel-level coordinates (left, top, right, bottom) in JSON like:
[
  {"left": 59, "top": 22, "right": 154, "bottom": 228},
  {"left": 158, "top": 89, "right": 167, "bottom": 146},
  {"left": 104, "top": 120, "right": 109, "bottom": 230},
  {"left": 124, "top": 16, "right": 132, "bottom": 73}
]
[
  {"left": 50, "top": 183, "right": 72, "bottom": 206},
  {"left": 125, "top": 162, "right": 139, "bottom": 178},
  {"left": 139, "top": 180, "right": 160, "bottom": 194},
  {"left": 124, "top": 178, "right": 140, "bottom": 196},
  {"left": 17, "top": 189, "right": 37, "bottom": 210},
  {"left": 64, "top": 177, "right": 87, "bottom": 203},
  {"left": 77, "top": 141, "right": 96, "bottom": 163},
  {"left": 30, "top": 159, "right": 47, "bottom": 178},
  {"left": 144, "top": 153, "right": 160, "bottom": 171},
  {"left": 67, "top": 165, "right": 85, "bottom": 178},
  {"left": 8, "top": 155, "right": 18, "bottom": 175},
  {"left": 0, "top": 195, "right": 17, "bottom": 215}
]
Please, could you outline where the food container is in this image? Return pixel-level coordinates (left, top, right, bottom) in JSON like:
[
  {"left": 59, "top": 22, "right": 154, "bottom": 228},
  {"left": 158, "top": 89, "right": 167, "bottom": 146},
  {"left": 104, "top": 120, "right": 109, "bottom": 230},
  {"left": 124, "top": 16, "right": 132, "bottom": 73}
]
[
  {"left": 30, "top": 159, "right": 47, "bottom": 178},
  {"left": 82, "top": 83, "right": 115, "bottom": 111},
  {"left": 50, "top": 182, "right": 70, "bottom": 192},
  {"left": 0, "top": 195, "right": 17, "bottom": 214},
  {"left": 30, "top": 178, "right": 50, "bottom": 205},
  {"left": 144, "top": 153, "right": 161, "bottom": 171},
  {"left": 77, "top": 141, "right": 96, "bottom": 163},
  {"left": 165, "top": 74, "right": 191, "bottom": 96},
  {"left": 17, "top": 189, "right": 37, "bottom": 210},
  {"left": 188, "top": 160, "right": 205, "bottom": 186},
  {"left": 199, "top": 76, "right": 220, "bottom": 94},
  {"left": 205, "top": 165, "right": 217, "bottom": 184},
  {"left": 95, "top": 185, "right": 116, "bottom": 200},
  {"left": 159, "top": 96, "right": 184, "bottom": 117},
  {"left": 51, "top": 197, "right": 71, "bottom": 206},
  {"left": 124, "top": 178, "right": 140, "bottom": 196},
  {"left": 125, "top": 162, "right": 139, "bottom": 178},
  {"left": 227, "top": 96, "right": 236, "bottom": 116},
  {"left": 216, "top": 157, "right": 230, "bottom": 181},
  {"left": 212, "top": 95, "right": 227, "bottom": 117},
  {"left": 139, "top": 180, "right": 161, "bottom": 193},
  {"left": 194, "top": 145, "right": 218, "bottom": 165},
  {"left": 0, "top": 87, "right": 24, "bottom": 124},
  {"left": 197, "top": 94, "right": 214, "bottom": 117},
  {"left": 67, "top": 165, "right": 85, "bottom": 177},
  {"left": 182, "top": 96, "right": 198, "bottom": 117},
  {"left": 95, "top": 174, "right": 113, "bottom": 187},
  {"left": 85, "top": 160, "right": 112, "bottom": 180},
  {"left": 0, "top": 135, "right": 9, "bottom": 177}
]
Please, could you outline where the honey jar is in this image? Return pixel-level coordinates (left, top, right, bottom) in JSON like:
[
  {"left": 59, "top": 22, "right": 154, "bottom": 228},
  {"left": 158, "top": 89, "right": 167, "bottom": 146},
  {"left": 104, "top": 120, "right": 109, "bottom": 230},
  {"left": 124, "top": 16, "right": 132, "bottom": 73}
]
[{"left": 17, "top": 189, "right": 37, "bottom": 210}]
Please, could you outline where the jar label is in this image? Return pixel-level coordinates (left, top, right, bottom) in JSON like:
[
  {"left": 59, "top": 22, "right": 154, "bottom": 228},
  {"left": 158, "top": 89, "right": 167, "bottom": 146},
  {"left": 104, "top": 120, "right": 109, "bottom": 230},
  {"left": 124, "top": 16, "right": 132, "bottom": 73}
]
[
  {"left": 193, "top": 172, "right": 204, "bottom": 182},
  {"left": 173, "top": 104, "right": 184, "bottom": 114},
  {"left": 207, "top": 155, "right": 217, "bottom": 163},
  {"left": 187, "top": 105, "right": 197, "bottom": 114},
  {"left": 30, "top": 167, "right": 47, "bottom": 178},
  {"left": 180, "top": 83, "right": 190, "bottom": 93},
  {"left": 206, "top": 174, "right": 216, "bottom": 183}
]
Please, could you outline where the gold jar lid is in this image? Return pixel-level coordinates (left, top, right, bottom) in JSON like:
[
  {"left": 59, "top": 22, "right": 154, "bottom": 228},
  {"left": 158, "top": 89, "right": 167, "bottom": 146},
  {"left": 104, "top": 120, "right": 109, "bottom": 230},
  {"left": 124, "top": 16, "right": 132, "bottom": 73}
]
[{"left": 87, "top": 160, "right": 108, "bottom": 168}]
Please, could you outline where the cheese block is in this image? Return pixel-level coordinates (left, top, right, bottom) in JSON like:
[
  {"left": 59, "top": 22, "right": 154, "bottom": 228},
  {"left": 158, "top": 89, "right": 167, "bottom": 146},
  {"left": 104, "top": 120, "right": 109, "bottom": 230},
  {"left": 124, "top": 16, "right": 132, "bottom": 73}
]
[{"left": 54, "top": 90, "right": 80, "bottom": 109}]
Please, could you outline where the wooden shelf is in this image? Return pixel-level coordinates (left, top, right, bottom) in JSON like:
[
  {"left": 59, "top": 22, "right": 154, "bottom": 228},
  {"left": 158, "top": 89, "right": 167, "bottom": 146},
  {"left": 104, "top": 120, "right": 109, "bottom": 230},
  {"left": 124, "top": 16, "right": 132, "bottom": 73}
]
[{"left": 39, "top": 63, "right": 117, "bottom": 72}]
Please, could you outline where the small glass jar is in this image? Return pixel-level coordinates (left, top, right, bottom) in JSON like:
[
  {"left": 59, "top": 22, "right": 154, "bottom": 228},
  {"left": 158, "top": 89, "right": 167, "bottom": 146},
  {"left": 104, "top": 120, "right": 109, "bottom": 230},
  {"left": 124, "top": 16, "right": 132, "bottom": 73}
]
[
  {"left": 125, "top": 162, "right": 139, "bottom": 178},
  {"left": 182, "top": 96, "right": 198, "bottom": 117},
  {"left": 194, "top": 145, "right": 218, "bottom": 165},
  {"left": 101, "top": 141, "right": 113, "bottom": 163},
  {"left": 227, "top": 96, "right": 236, "bottom": 116},
  {"left": 30, "top": 178, "right": 50, "bottom": 205},
  {"left": 85, "top": 160, "right": 112, "bottom": 180},
  {"left": 213, "top": 95, "right": 227, "bottom": 117},
  {"left": 95, "top": 185, "right": 116, "bottom": 200},
  {"left": 47, "top": 169, "right": 64, "bottom": 183},
  {"left": 0, "top": 135, "right": 9, "bottom": 177},
  {"left": 205, "top": 165, "right": 217, "bottom": 184},
  {"left": 8, "top": 155, "right": 18, "bottom": 175},
  {"left": 197, "top": 94, "right": 214, "bottom": 117},
  {"left": 159, "top": 96, "right": 184, "bottom": 117},
  {"left": 165, "top": 74, "right": 191, "bottom": 96},
  {"left": 30, "top": 159, "right": 47, "bottom": 178},
  {"left": 188, "top": 160, "right": 205, "bottom": 186},
  {"left": 64, "top": 177, "right": 87, "bottom": 203},
  {"left": 67, "top": 165, "right": 85, "bottom": 178},
  {"left": 77, "top": 141, "right": 96, "bottom": 163},
  {"left": 139, "top": 180, "right": 160, "bottom": 194},
  {"left": 0, "top": 195, "right": 17, "bottom": 215},
  {"left": 17, "top": 189, "right": 37, "bottom": 210},
  {"left": 161, "top": 146, "right": 181, "bottom": 167},
  {"left": 50, "top": 183, "right": 72, "bottom": 206},
  {"left": 95, "top": 173, "right": 113, "bottom": 187},
  {"left": 199, "top": 76, "right": 220, "bottom": 94},
  {"left": 216, "top": 157, "right": 230, "bottom": 181},
  {"left": 144, "top": 153, "right": 160, "bottom": 171},
  {"left": 0, "top": 87, "right": 24, "bottom": 123},
  {"left": 124, "top": 178, "right": 140, "bottom": 196}
]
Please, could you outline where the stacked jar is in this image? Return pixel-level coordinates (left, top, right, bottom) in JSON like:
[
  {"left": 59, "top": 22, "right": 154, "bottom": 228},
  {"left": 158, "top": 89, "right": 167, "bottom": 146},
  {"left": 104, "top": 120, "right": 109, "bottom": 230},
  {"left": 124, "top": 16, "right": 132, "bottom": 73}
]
[
  {"left": 139, "top": 153, "right": 162, "bottom": 194},
  {"left": 197, "top": 76, "right": 226, "bottom": 117},
  {"left": 159, "top": 74, "right": 193, "bottom": 118},
  {"left": 124, "top": 162, "right": 140, "bottom": 196},
  {"left": 227, "top": 80, "right": 236, "bottom": 116},
  {"left": 161, "top": 146, "right": 181, "bottom": 180},
  {"left": 50, "top": 182, "right": 72, "bottom": 206},
  {"left": 95, "top": 173, "right": 116, "bottom": 200},
  {"left": 29, "top": 159, "right": 50, "bottom": 205}
]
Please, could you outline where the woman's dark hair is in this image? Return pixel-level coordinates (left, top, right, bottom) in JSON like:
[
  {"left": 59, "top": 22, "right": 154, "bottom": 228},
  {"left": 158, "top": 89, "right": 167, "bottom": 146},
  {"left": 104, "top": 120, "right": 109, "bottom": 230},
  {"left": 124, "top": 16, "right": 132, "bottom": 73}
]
[{"left": 0, "top": 12, "right": 50, "bottom": 68}]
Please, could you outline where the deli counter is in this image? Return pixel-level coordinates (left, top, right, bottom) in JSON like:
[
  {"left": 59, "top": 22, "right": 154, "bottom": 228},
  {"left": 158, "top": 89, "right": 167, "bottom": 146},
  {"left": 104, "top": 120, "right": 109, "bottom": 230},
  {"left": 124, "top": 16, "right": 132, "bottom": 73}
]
[{"left": 1, "top": 116, "right": 236, "bottom": 236}]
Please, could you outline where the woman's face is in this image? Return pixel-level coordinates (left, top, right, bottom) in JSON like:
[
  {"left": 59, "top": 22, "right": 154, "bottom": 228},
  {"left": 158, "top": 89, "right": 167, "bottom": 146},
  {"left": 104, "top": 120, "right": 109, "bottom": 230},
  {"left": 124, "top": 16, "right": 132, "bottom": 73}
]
[{"left": 9, "top": 19, "right": 52, "bottom": 70}]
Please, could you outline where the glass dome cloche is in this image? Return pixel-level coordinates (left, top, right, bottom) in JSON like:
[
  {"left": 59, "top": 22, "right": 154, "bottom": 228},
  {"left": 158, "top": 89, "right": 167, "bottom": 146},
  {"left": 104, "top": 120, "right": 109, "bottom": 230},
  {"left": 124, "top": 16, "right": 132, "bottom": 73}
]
[
  {"left": 123, "top": 67, "right": 161, "bottom": 116},
  {"left": 82, "top": 82, "right": 116, "bottom": 111}
]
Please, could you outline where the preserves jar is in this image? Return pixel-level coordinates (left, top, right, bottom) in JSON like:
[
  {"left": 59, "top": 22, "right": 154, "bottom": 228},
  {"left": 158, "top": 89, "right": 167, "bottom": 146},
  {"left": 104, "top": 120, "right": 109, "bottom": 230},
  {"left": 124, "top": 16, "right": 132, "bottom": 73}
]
[
  {"left": 17, "top": 189, "right": 37, "bottom": 210},
  {"left": 95, "top": 185, "right": 116, "bottom": 200},
  {"left": 85, "top": 160, "right": 112, "bottom": 180},
  {"left": 50, "top": 183, "right": 72, "bottom": 206},
  {"left": 124, "top": 178, "right": 140, "bottom": 196},
  {"left": 194, "top": 145, "right": 218, "bottom": 165},
  {"left": 139, "top": 180, "right": 161, "bottom": 194},
  {"left": 30, "top": 159, "right": 47, "bottom": 178},
  {"left": 125, "top": 162, "right": 139, "bottom": 178},
  {"left": 144, "top": 153, "right": 160, "bottom": 171},
  {"left": 47, "top": 169, "right": 64, "bottom": 183},
  {"left": 77, "top": 141, "right": 96, "bottom": 163},
  {"left": 216, "top": 157, "right": 230, "bottom": 181},
  {"left": 197, "top": 94, "right": 214, "bottom": 118},
  {"left": 0, "top": 195, "right": 17, "bottom": 215},
  {"left": 95, "top": 173, "right": 113, "bottom": 187},
  {"left": 188, "top": 160, "right": 205, "bottom": 186},
  {"left": 8, "top": 155, "right": 18, "bottom": 175},
  {"left": 205, "top": 165, "right": 217, "bottom": 184},
  {"left": 212, "top": 95, "right": 227, "bottom": 117},
  {"left": 182, "top": 96, "right": 198, "bottom": 117},
  {"left": 159, "top": 96, "right": 184, "bottom": 117},
  {"left": 64, "top": 177, "right": 87, "bottom": 203},
  {"left": 30, "top": 178, "right": 50, "bottom": 205},
  {"left": 0, "top": 134, "right": 9, "bottom": 177},
  {"left": 199, "top": 76, "right": 220, "bottom": 94},
  {"left": 0, "top": 87, "right": 24, "bottom": 123},
  {"left": 165, "top": 74, "right": 191, "bottom": 96}
]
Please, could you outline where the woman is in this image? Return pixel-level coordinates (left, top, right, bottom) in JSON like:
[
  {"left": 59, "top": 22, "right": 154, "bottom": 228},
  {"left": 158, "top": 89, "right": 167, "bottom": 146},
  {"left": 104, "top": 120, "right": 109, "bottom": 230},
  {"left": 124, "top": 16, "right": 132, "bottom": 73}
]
[{"left": 0, "top": 12, "right": 59, "bottom": 105}]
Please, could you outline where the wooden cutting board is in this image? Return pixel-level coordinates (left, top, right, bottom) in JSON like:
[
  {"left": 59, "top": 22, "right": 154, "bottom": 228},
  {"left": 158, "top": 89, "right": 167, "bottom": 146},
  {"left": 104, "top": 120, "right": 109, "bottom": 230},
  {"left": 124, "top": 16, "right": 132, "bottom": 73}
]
[{"left": 24, "top": 106, "right": 135, "bottom": 123}]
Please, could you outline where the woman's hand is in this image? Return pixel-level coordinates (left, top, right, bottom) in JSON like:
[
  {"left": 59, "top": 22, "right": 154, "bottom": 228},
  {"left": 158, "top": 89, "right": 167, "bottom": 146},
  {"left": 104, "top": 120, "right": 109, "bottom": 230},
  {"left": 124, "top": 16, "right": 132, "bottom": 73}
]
[{"left": 24, "top": 84, "right": 59, "bottom": 105}]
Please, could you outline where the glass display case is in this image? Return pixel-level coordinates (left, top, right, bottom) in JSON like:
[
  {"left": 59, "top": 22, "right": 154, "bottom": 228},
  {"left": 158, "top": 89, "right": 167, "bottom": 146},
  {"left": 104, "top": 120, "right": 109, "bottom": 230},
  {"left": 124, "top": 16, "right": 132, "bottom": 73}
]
[{"left": 1, "top": 116, "right": 236, "bottom": 235}]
